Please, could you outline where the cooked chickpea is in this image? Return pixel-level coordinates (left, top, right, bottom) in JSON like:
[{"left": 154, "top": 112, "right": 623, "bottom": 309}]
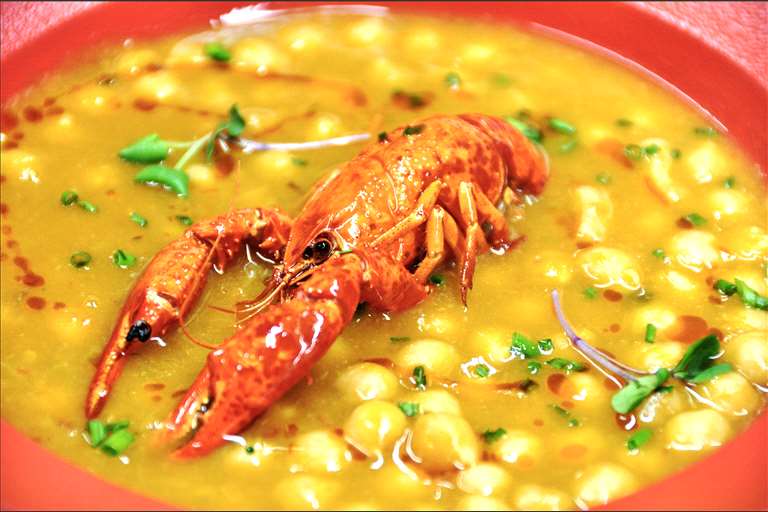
[
  {"left": 633, "top": 306, "right": 677, "bottom": 336},
  {"left": 532, "top": 250, "right": 573, "bottom": 284},
  {"left": 577, "top": 247, "right": 642, "bottom": 290},
  {"left": 456, "top": 495, "right": 509, "bottom": 511},
  {"left": 710, "top": 189, "right": 747, "bottom": 218},
  {"left": 396, "top": 339, "right": 459, "bottom": 378},
  {"left": 642, "top": 138, "right": 683, "bottom": 203},
  {"left": 410, "top": 413, "right": 479, "bottom": 472},
  {"left": 0, "top": 149, "right": 38, "bottom": 181},
  {"left": 669, "top": 231, "right": 720, "bottom": 271},
  {"left": 165, "top": 42, "right": 206, "bottom": 66},
  {"left": 335, "top": 363, "right": 399, "bottom": 402},
  {"left": 490, "top": 429, "right": 540, "bottom": 468},
  {"left": 115, "top": 48, "right": 161, "bottom": 73},
  {"left": 664, "top": 269, "right": 699, "bottom": 293},
  {"left": 293, "top": 430, "right": 350, "bottom": 473},
  {"left": 720, "top": 225, "right": 768, "bottom": 260},
  {"left": 566, "top": 373, "right": 609, "bottom": 409},
  {"left": 700, "top": 372, "right": 761, "bottom": 416},
  {"left": 251, "top": 150, "right": 298, "bottom": 181},
  {"left": 457, "top": 463, "right": 510, "bottom": 496},
  {"left": 403, "top": 389, "right": 461, "bottom": 415},
  {"left": 665, "top": 409, "right": 732, "bottom": 451},
  {"left": 686, "top": 141, "right": 724, "bottom": 183},
  {"left": 280, "top": 24, "right": 326, "bottom": 51},
  {"left": 275, "top": 474, "right": 338, "bottom": 510},
  {"left": 640, "top": 342, "right": 686, "bottom": 372},
  {"left": 726, "top": 331, "right": 768, "bottom": 385},
  {"left": 133, "top": 71, "right": 182, "bottom": 101},
  {"left": 185, "top": 164, "right": 216, "bottom": 189},
  {"left": 573, "top": 463, "right": 639, "bottom": 507},
  {"left": 231, "top": 37, "right": 288, "bottom": 74},
  {"left": 372, "top": 464, "right": 430, "bottom": 501},
  {"left": 345, "top": 17, "right": 391, "bottom": 46},
  {"left": 512, "top": 484, "right": 572, "bottom": 511},
  {"left": 574, "top": 185, "right": 613, "bottom": 243},
  {"left": 416, "top": 313, "right": 459, "bottom": 339},
  {"left": 468, "top": 328, "right": 512, "bottom": 363},
  {"left": 343, "top": 401, "right": 406, "bottom": 457},
  {"left": 240, "top": 107, "right": 281, "bottom": 133},
  {"left": 636, "top": 386, "right": 689, "bottom": 425},
  {"left": 306, "top": 113, "right": 343, "bottom": 140},
  {"left": 402, "top": 27, "right": 442, "bottom": 53}
]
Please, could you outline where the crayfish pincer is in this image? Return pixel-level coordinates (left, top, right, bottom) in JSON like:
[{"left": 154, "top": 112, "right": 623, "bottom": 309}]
[{"left": 85, "top": 113, "right": 549, "bottom": 457}]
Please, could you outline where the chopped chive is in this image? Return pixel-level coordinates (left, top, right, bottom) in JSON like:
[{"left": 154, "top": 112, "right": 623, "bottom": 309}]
[
  {"left": 537, "top": 338, "right": 554, "bottom": 354},
  {"left": 548, "top": 118, "right": 576, "bottom": 135},
  {"left": 291, "top": 157, "right": 308, "bottom": 167},
  {"left": 474, "top": 364, "right": 491, "bottom": 378},
  {"left": 129, "top": 212, "right": 148, "bottom": 228},
  {"left": 643, "top": 144, "right": 660, "bottom": 155},
  {"left": 100, "top": 428, "right": 135, "bottom": 456},
  {"left": 644, "top": 323, "right": 657, "bottom": 343},
  {"left": 337, "top": 249, "right": 354, "bottom": 256},
  {"left": 627, "top": 427, "right": 653, "bottom": 451},
  {"left": 550, "top": 404, "right": 580, "bottom": 427},
  {"left": 378, "top": 131, "right": 389, "bottom": 143},
  {"left": 670, "top": 148, "right": 682, "bottom": 159},
  {"left": 693, "top": 126, "right": 718, "bottom": 137},
  {"left": 88, "top": 420, "right": 107, "bottom": 447},
  {"left": 682, "top": 212, "right": 707, "bottom": 227},
  {"left": 527, "top": 361, "right": 542, "bottom": 375},
  {"left": 723, "top": 176, "right": 735, "bottom": 189},
  {"left": 389, "top": 336, "right": 411, "bottom": 343},
  {"left": 546, "top": 358, "right": 586, "bottom": 372},
  {"left": 583, "top": 286, "right": 598, "bottom": 299},
  {"left": 245, "top": 445, "right": 255, "bottom": 454},
  {"left": 714, "top": 279, "right": 737, "bottom": 296},
  {"left": 444, "top": 71, "right": 462, "bottom": 89},
  {"left": 403, "top": 124, "right": 425, "bottom": 136},
  {"left": 112, "top": 249, "right": 137, "bottom": 269},
  {"left": 510, "top": 332, "right": 539, "bottom": 359},
  {"left": 70, "top": 251, "right": 92, "bottom": 268},
  {"left": 106, "top": 420, "right": 130, "bottom": 432},
  {"left": 203, "top": 41, "right": 231, "bottom": 62},
  {"left": 482, "top": 428, "right": 507, "bottom": 443},
  {"left": 491, "top": 73, "right": 512, "bottom": 87},
  {"left": 60, "top": 190, "right": 79, "bottom": 206},
  {"left": 734, "top": 278, "right": 768, "bottom": 310},
  {"left": 429, "top": 274, "right": 445, "bottom": 286},
  {"left": 652, "top": 248, "right": 665, "bottom": 259},
  {"left": 77, "top": 200, "right": 98, "bottom": 213},
  {"left": 176, "top": 215, "right": 194, "bottom": 226},
  {"left": 412, "top": 365, "right": 427, "bottom": 390},
  {"left": 615, "top": 118, "right": 633, "bottom": 128},
  {"left": 398, "top": 402, "right": 420, "bottom": 417},
  {"left": 558, "top": 139, "right": 578, "bottom": 154},
  {"left": 596, "top": 173, "right": 612, "bottom": 185},
  {"left": 505, "top": 116, "right": 543, "bottom": 143},
  {"left": 134, "top": 164, "right": 189, "bottom": 197},
  {"left": 624, "top": 144, "right": 643, "bottom": 160},
  {"left": 118, "top": 134, "right": 170, "bottom": 164}
]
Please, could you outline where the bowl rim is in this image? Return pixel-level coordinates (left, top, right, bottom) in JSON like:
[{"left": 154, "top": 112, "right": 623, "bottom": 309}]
[{"left": 1, "top": 2, "right": 766, "bottom": 510}]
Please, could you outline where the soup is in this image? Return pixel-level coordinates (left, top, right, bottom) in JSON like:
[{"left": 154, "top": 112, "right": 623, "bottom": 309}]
[{"left": 1, "top": 7, "right": 766, "bottom": 511}]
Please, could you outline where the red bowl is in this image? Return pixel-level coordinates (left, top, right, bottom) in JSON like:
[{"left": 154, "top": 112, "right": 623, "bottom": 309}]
[{"left": 1, "top": 2, "right": 766, "bottom": 510}]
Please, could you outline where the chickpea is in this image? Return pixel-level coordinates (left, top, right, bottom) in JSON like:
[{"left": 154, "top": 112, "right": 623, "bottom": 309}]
[
  {"left": 280, "top": 24, "right": 326, "bottom": 52},
  {"left": 133, "top": 71, "right": 182, "bottom": 101},
  {"left": 343, "top": 400, "right": 406, "bottom": 457},
  {"left": 720, "top": 225, "right": 768, "bottom": 260},
  {"left": 640, "top": 342, "right": 686, "bottom": 373},
  {"left": 468, "top": 329, "right": 512, "bottom": 364},
  {"left": 186, "top": 164, "right": 216, "bottom": 189},
  {"left": 642, "top": 137, "right": 683, "bottom": 203},
  {"left": 577, "top": 247, "right": 642, "bottom": 291},
  {"left": 710, "top": 189, "right": 747, "bottom": 218},
  {"left": 636, "top": 386, "right": 689, "bottom": 425},
  {"left": 633, "top": 306, "right": 677, "bottom": 337},
  {"left": 402, "top": 27, "right": 442, "bottom": 53},
  {"left": 292, "top": 430, "right": 350, "bottom": 473},
  {"left": 574, "top": 185, "right": 613, "bottom": 244},
  {"left": 456, "top": 495, "right": 509, "bottom": 511},
  {"left": 115, "top": 48, "right": 161, "bottom": 73},
  {"left": 275, "top": 474, "right": 338, "bottom": 510},
  {"left": 410, "top": 413, "right": 479, "bottom": 472},
  {"left": 345, "top": 17, "right": 391, "bottom": 46},
  {"left": 574, "top": 463, "right": 639, "bottom": 507},
  {"left": 372, "top": 464, "right": 430, "bottom": 501},
  {"left": 686, "top": 141, "right": 724, "bottom": 184},
  {"left": 416, "top": 313, "right": 459, "bottom": 339},
  {"left": 457, "top": 463, "right": 510, "bottom": 496},
  {"left": 665, "top": 409, "right": 732, "bottom": 451},
  {"left": 664, "top": 269, "right": 699, "bottom": 293},
  {"left": 251, "top": 151, "right": 298, "bottom": 181},
  {"left": 403, "top": 389, "right": 461, "bottom": 416},
  {"left": 396, "top": 339, "right": 459, "bottom": 378},
  {"left": 336, "top": 363, "right": 399, "bottom": 402},
  {"left": 726, "top": 331, "right": 768, "bottom": 385},
  {"left": 490, "top": 429, "right": 540, "bottom": 468},
  {"left": 669, "top": 231, "right": 720, "bottom": 271},
  {"left": 165, "top": 42, "right": 206, "bottom": 66},
  {"left": 699, "top": 372, "right": 761, "bottom": 416},
  {"left": 566, "top": 373, "right": 609, "bottom": 409},
  {"left": 512, "top": 484, "right": 572, "bottom": 511},
  {"left": 532, "top": 250, "right": 573, "bottom": 284},
  {"left": 306, "top": 113, "right": 343, "bottom": 140},
  {"left": 231, "top": 37, "right": 288, "bottom": 74},
  {"left": 239, "top": 107, "right": 281, "bottom": 133}
]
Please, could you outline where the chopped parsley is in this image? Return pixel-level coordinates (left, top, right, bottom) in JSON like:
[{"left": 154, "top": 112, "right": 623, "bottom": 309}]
[
  {"left": 412, "top": 365, "right": 427, "bottom": 390},
  {"left": 596, "top": 173, "right": 612, "bottom": 185},
  {"left": 291, "top": 157, "right": 308, "bottom": 167},
  {"left": 112, "top": 249, "right": 137, "bottom": 269},
  {"left": 398, "top": 402, "right": 420, "bottom": 417},
  {"left": 723, "top": 176, "right": 735, "bottom": 189},
  {"left": 86, "top": 419, "right": 135, "bottom": 456},
  {"left": 714, "top": 279, "right": 737, "bottom": 296},
  {"left": 615, "top": 118, "right": 633, "bottom": 128},
  {"left": 670, "top": 148, "right": 682, "bottom": 159},
  {"left": 551, "top": 404, "right": 579, "bottom": 427},
  {"left": 527, "top": 361, "right": 542, "bottom": 375},
  {"left": 129, "top": 212, "right": 148, "bottom": 228},
  {"left": 546, "top": 358, "right": 586, "bottom": 372},
  {"left": 77, "top": 199, "right": 98, "bottom": 213},
  {"left": 60, "top": 190, "right": 79, "bottom": 206},
  {"left": 176, "top": 215, "right": 194, "bottom": 226},
  {"left": 643, "top": 143, "right": 660, "bottom": 155},
  {"left": 474, "top": 364, "right": 491, "bottom": 378},
  {"left": 203, "top": 41, "right": 231, "bottom": 62},
  {"left": 444, "top": 71, "right": 462, "bottom": 89},
  {"left": 623, "top": 144, "right": 643, "bottom": 160},
  {"left": 537, "top": 338, "right": 554, "bottom": 354},
  {"left": 559, "top": 139, "right": 578, "bottom": 154},
  {"left": 505, "top": 116, "right": 543, "bottom": 143},
  {"left": 651, "top": 248, "right": 665, "bottom": 259},
  {"left": 482, "top": 428, "right": 507, "bottom": 443},
  {"left": 583, "top": 286, "right": 598, "bottom": 299},
  {"left": 510, "top": 332, "right": 539, "bottom": 359}
]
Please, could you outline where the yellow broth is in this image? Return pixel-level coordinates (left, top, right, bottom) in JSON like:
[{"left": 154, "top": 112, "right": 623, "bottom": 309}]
[{"left": 1, "top": 11, "right": 766, "bottom": 511}]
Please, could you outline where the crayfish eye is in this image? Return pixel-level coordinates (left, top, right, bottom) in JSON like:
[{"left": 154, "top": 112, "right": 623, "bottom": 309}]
[
  {"left": 301, "top": 246, "right": 314, "bottom": 260},
  {"left": 313, "top": 239, "right": 332, "bottom": 260}
]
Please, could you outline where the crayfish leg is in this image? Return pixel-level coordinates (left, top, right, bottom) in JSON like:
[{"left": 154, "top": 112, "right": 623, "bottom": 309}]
[{"left": 85, "top": 208, "right": 292, "bottom": 419}]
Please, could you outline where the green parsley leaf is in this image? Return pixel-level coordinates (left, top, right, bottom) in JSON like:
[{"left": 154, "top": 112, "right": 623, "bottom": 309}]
[
  {"left": 129, "top": 212, "right": 148, "bottom": 228},
  {"left": 670, "top": 148, "right": 682, "bottom": 159},
  {"left": 60, "top": 190, "right": 79, "bottom": 206},
  {"left": 118, "top": 134, "right": 169, "bottom": 164},
  {"left": 596, "top": 173, "right": 612, "bottom": 185},
  {"left": 482, "top": 428, "right": 507, "bottom": 443},
  {"left": 688, "top": 363, "right": 733, "bottom": 384},
  {"left": 134, "top": 164, "right": 189, "bottom": 197},
  {"left": 537, "top": 338, "right": 554, "bottom": 354},
  {"left": 671, "top": 335, "right": 720, "bottom": 380},
  {"left": 611, "top": 369, "right": 669, "bottom": 414},
  {"left": 510, "top": 332, "right": 538, "bottom": 359},
  {"left": 412, "top": 365, "right": 427, "bottom": 390},
  {"left": 683, "top": 212, "right": 707, "bottom": 227},
  {"left": 723, "top": 176, "right": 735, "bottom": 189},
  {"left": 734, "top": 278, "right": 768, "bottom": 310},
  {"left": 652, "top": 248, "right": 665, "bottom": 259},
  {"left": 627, "top": 427, "right": 653, "bottom": 451},
  {"left": 644, "top": 323, "right": 657, "bottom": 343},
  {"left": 584, "top": 286, "right": 598, "bottom": 299},
  {"left": 444, "top": 71, "right": 462, "bottom": 89},
  {"left": 398, "top": 402, "right": 420, "bottom": 417},
  {"left": 112, "top": 249, "right": 137, "bottom": 269},
  {"left": 203, "top": 41, "right": 231, "bottom": 62},
  {"left": 624, "top": 144, "right": 643, "bottom": 160},
  {"left": 548, "top": 118, "right": 576, "bottom": 135},
  {"left": 377, "top": 131, "right": 389, "bottom": 143},
  {"left": 505, "top": 116, "right": 543, "bottom": 143},
  {"left": 474, "top": 364, "right": 491, "bottom": 378},
  {"left": 206, "top": 104, "right": 246, "bottom": 159},
  {"left": 70, "top": 251, "right": 92, "bottom": 268},
  {"left": 546, "top": 358, "right": 586, "bottom": 372},
  {"left": 527, "top": 361, "right": 542, "bottom": 375}
]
